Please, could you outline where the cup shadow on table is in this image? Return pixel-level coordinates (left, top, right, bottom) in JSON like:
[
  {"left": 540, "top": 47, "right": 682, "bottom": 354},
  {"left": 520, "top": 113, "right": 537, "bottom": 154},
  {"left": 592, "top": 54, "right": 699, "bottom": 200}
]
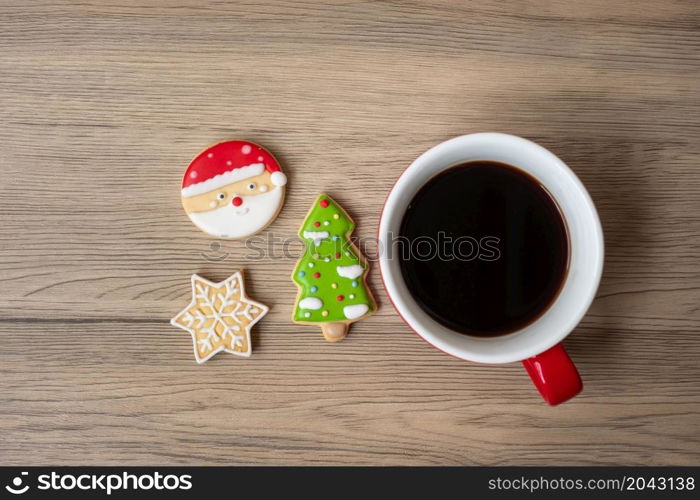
[
  {"left": 557, "top": 139, "right": 640, "bottom": 383},
  {"left": 513, "top": 105, "right": 655, "bottom": 397}
]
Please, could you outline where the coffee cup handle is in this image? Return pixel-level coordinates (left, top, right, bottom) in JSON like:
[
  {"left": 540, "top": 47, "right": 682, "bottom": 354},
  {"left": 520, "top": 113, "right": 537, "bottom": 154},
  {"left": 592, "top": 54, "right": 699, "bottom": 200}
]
[{"left": 522, "top": 343, "right": 583, "bottom": 405}]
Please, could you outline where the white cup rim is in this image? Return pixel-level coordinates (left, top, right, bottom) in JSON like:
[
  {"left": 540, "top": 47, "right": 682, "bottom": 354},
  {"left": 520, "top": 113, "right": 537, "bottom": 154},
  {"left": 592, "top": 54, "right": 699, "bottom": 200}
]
[{"left": 378, "top": 133, "right": 604, "bottom": 364}]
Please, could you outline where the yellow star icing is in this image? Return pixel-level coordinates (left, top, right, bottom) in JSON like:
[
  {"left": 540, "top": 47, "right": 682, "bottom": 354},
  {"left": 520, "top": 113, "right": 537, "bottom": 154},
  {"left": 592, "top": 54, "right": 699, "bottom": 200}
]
[{"left": 170, "top": 272, "right": 268, "bottom": 363}]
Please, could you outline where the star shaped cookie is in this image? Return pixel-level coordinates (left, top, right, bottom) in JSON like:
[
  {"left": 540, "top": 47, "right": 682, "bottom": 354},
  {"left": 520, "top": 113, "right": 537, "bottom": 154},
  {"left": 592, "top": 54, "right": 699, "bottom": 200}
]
[{"left": 171, "top": 272, "right": 268, "bottom": 363}]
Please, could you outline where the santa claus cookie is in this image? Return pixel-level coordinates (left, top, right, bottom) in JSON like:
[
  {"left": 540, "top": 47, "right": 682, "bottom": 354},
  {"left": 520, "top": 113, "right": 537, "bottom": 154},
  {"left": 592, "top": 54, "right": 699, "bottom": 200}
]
[{"left": 181, "top": 140, "right": 287, "bottom": 239}]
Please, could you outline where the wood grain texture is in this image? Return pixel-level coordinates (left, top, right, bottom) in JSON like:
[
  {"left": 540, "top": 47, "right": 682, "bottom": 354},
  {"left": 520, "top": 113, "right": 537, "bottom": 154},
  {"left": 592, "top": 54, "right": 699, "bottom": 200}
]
[{"left": 1, "top": 0, "right": 699, "bottom": 465}]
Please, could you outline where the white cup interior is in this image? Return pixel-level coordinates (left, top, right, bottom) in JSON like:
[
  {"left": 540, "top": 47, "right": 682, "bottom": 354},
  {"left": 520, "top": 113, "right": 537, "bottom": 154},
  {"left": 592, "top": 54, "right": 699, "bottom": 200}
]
[{"left": 378, "top": 133, "right": 604, "bottom": 363}]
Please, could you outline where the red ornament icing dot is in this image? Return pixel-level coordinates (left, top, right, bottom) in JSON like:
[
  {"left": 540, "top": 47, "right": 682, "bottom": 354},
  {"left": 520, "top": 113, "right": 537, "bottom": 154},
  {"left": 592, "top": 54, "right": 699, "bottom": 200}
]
[
  {"left": 313, "top": 272, "right": 321, "bottom": 278},
  {"left": 232, "top": 196, "right": 243, "bottom": 207},
  {"left": 335, "top": 252, "right": 341, "bottom": 258},
  {"left": 313, "top": 221, "right": 321, "bottom": 227},
  {"left": 320, "top": 199, "right": 329, "bottom": 208},
  {"left": 337, "top": 295, "right": 344, "bottom": 301}
]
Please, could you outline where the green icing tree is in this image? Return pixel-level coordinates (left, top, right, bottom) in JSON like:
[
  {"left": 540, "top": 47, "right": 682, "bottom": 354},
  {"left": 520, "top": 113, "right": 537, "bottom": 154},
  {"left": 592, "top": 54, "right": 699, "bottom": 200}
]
[{"left": 292, "top": 194, "right": 375, "bottom": 342}]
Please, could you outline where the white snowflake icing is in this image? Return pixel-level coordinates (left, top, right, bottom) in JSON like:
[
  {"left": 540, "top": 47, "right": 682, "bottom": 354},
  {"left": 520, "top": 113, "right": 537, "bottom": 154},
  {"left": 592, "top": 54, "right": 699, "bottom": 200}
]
[
  {"left": 177, "top": 277, "right": 254, "bottom": 354},
  {"left": 171, "top": 273, "right": 269, "bottom": 364}
]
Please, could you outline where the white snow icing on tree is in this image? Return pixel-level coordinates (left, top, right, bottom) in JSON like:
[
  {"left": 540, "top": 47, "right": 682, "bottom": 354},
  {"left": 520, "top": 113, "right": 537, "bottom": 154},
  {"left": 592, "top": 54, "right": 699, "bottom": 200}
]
[
  {"left": 178, "top": 279, "right": 253, "bottom": 353},
  {"left": 303, "top": 231, "right": 329, "bottom": 246}
]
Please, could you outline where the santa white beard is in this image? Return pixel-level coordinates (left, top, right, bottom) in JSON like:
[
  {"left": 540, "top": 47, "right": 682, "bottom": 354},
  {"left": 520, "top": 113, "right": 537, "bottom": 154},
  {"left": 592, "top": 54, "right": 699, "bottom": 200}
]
[{"left": 187, "top": 188, "right": 283, "bottom": 239}]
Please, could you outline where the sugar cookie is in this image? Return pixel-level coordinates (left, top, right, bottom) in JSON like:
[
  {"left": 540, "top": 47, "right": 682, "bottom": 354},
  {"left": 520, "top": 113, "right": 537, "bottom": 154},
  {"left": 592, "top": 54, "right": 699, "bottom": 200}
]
[
  {"left": 181, "top": 140, "right": 287, "bottom": 239},
  {"left": 171, "top": 272, "right": 268, "bottom": 363},
  {"left": 291, "top": 194, "right": 376, "bottom": 342}
]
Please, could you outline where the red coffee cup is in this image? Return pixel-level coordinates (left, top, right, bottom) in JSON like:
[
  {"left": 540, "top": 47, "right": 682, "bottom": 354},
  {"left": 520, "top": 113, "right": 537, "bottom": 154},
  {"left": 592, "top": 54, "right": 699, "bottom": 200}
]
[{"left": 378, "top": 133, "right": 603, "bottom": 405}]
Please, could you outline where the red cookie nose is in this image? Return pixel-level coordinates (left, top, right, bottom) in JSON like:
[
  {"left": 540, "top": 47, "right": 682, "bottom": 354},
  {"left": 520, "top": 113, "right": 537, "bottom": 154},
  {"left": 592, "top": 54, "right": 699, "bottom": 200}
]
[{"left": 232, "top": 196, "right": 243, "bottom": 207}]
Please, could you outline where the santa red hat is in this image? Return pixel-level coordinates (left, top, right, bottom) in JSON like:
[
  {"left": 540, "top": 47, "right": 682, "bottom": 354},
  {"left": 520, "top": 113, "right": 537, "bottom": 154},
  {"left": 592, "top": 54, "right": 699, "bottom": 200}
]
[{"left": 182, "top": 140, "right": 287, "bottom": 198}]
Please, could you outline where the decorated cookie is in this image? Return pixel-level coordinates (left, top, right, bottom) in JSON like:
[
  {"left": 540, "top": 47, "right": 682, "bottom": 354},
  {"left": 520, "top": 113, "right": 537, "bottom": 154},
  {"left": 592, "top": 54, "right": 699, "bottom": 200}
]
[
  {"left": 181, "top": 140, "right": 287, "bottom": 239},
  {"left": 291, "top": 194, "right": 376, "bottom": 342},
  {"left": 171, "top": 272, "right": 268, "bottom": 363}
]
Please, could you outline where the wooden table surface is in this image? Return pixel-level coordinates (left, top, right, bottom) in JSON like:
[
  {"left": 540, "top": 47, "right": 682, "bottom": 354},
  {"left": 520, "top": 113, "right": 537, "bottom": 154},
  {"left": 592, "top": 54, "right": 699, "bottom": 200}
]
[{"left": 1, "top": 0, "right": 699, "bottom": 466}]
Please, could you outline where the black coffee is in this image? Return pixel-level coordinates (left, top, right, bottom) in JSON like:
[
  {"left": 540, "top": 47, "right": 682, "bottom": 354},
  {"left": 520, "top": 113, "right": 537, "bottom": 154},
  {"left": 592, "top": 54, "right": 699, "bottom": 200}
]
[{"left": 398, "top": 161, "right": 569, "bottom": 337}]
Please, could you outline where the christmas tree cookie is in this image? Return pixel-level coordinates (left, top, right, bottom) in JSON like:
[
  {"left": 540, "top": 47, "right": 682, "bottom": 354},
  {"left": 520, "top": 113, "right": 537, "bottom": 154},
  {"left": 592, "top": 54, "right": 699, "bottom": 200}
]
[
  {"left": 171, "top": 272, "right": 268, "bottom": 363},
  {"left": 292, "top": 194, "right": 376, "bottom": 342}
]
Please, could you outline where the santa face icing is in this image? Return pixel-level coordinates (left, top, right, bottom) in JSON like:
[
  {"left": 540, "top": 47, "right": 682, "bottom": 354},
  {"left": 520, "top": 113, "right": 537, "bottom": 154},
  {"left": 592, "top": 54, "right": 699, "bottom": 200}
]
[{"left": 181, "top": 141, "right": 287, "bottom": 239}]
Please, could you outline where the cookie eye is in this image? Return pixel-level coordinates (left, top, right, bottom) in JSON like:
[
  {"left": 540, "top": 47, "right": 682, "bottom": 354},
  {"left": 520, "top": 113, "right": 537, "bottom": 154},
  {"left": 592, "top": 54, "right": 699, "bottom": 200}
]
[
  {"left": 217, "top": 193, "right": 225, "bottom": 200},
  {"left": 247, "top": 183, "right": 256, "bottom": 190}
]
